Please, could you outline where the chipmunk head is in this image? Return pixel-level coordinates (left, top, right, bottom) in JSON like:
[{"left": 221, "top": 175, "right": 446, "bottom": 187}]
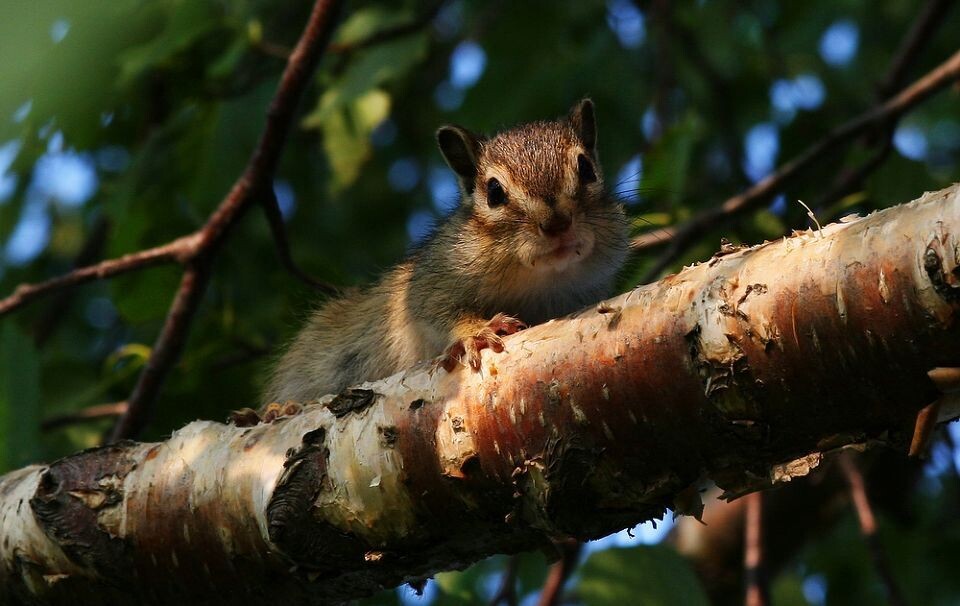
[{"left": 437, "top": 99, "right": 626, "bottom": 274}]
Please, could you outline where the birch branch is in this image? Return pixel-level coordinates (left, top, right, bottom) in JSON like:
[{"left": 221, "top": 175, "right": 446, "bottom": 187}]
[{"left": 1, "top": 184, "right": 959, "bottom": 605}]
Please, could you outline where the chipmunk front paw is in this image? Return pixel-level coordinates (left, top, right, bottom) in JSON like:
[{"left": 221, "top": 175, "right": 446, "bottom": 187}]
[
  {"left": 439, "top": 313, "right": 526, "bottom": 372},
  {"left": 228, "top": 401, "right": 303, "bottom": 426}
]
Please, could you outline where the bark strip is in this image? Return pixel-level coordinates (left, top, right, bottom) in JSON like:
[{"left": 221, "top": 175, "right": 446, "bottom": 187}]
[{"left": 1, "top": 185, "right": 959, "bottom": 605}]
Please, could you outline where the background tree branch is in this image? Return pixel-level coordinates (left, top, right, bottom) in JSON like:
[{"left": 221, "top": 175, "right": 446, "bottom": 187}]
[{"left": 632, "top": 48, "right": 960, "bottom": 281}]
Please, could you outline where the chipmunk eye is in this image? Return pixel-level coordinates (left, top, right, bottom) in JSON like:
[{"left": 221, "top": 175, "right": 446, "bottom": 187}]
[
  {"left": 577, "top": 154, "right": 597, "bottom": 184},
  {"left": 486, "top": 178, "right": 508, "bottom": 207}
]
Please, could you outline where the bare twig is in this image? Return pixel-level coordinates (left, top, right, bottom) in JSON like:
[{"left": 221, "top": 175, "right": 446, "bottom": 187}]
[
  {"left": 636, "top": 1, "right": 957, "bottom": 278},
  {"left": 840, "top": 453, "right": 909, "bottom": 606},
  {"left": 633, "top": 49, "right": 960, "bottom": 281},
  {"left": 814, "top": 0, "right": 953, "bottom": 214},
  {"left": 877, "top": 0, "right": 957, "bottom": 100},
  {"left": 259, "top": 189, "right": 337, "bottom": 294},
  {"left": 0, "top": 235, "right": 196, "bottom": 317},
  {"left": 536, "top": 540, "right": 581, "bottom": 606},
  {"left": 107, "top": 0, "right": 345, "bottom": 441},
  {"left": 41, "top": 401, "right": 128, "bottom": 432},
  {"left": 744, "top": 492, "right": 768, "bottom": 606},
  {"left": 110, "top": 264, "right": 211, "bottom": 440},
  {"left": 489, "top": 555, "right": 519, "bottom": 606}
]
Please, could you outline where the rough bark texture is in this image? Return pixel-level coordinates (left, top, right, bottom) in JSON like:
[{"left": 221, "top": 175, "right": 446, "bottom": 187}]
[{"left": 1, "top": 185, "right": 959, "bottom": 605}]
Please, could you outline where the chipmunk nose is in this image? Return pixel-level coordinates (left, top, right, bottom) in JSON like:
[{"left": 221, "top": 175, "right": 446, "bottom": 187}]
[{"left": 539, "top": 213, "right": 572, "bottom": 236}]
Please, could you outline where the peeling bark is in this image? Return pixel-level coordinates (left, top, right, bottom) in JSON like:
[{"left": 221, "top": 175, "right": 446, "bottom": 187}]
[{"left": 1, "top": 185, "right": 959, "bottom": 605}]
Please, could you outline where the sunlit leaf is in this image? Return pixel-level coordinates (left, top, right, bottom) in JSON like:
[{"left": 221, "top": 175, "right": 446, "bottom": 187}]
[
  {"left": 304, "top": 34, "right": 427, "bottom": 127},
  {"left": 318, "top": 89, "right": 392, "bottom": 189}
]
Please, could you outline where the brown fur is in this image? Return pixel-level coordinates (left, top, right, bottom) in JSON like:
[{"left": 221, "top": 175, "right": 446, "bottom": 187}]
[{"left": 263, "top": 101, "right": 629, "bottom": 403}]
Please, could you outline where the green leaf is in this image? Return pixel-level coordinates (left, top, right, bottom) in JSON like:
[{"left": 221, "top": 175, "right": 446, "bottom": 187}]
[
  {"left": 318, "top": 89, "right": 392, "bottom": 189},
  {"left": 305, "top": 34, "right": 427, "bottom": 127},
  {"left": 301, "top": 23, "right": 427, "bottom": 190},
  {"left": 639, "top": 114, "right": 703, "bottom": 209},
  {"left": 356, "top": 587, "right": 401, "bottom": 606},
  {"left": 206, "top": 35, "right": 250, "bottom": 81},
  {"left": 771, "top": 572, "right": 811, "bottom": 606},
  {"left": 332, "top": 7, "right": 415, "bottom": 46},
  {"left": 751, "top": 209, "right": 787, "bottom": 239},
  {"left": 434, "top": 569, "right": 478, "bottom": 605},
  {"left": 298, "top": 10, "right": 429, "bottom": 190},
  {"left": 110, "top": 265, "right": 182, "bottom": 325},
  {"left": 577, "top": 546, "right": 710, "bottom": 606},
  {"left": 117, "top": 0, "right": 222, "bottom": 85},
  {"left": 0, "top": 324, "right": 41, "bottom": 472}
]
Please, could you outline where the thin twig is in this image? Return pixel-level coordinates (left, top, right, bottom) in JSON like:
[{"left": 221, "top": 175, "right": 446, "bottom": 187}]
[
  {"left": 814, "top": 0, "right": 953, "bottom": 213},
  {"left": 840, "top": 453, "right": 909, "bottom": 606},
  {"left": 108, "top": 0, "right": 345, "bottom": 441},
  {"left": 260, "top": 188, "right": 337, "bottom": 294},
  {"left": 0, "top": 235, "right": 197, "bottom": 317},
  {"left": 536, "top": 540, "right": 581, "bottom": 606},
  {"left": 877, "top": 0, "right": 957, "bottom": 100},
  {"left": 41, "top": 401, "right": 128, "bottom": 432},
  {"left": 489, "top": 555, "right": 519, "bottom": 606},
  {"left": 110, "top": 264, "right": 211, "bottom": 440},
  {"left": 744, "top": 492, "right": 768, "bottom": 606},
  {"left": 633, "top": 49, "right": 960, "bottom": 281},
  {"left": 636, "top": 1, "right": 956, "bottom": 272}
]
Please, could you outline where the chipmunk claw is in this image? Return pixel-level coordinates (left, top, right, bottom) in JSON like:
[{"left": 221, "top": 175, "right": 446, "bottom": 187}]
[
  {"left": 486, "top": 312, "right": 527, "bottom": 336},
  {"left": 439, "top": 314, "right": 525, "bottom": 373},
  {"left": 229, "top": 401, "right": 303, "bottom": 426}
]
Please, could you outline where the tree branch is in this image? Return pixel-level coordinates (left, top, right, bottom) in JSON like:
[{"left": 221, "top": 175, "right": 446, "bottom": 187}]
[
  {"left": 1, "top": 184, "right": 958, "bottom": 604},
  {"left": 41, "top": 402, "right": 128, "bottom": 433},
  {"left": 812, "top": 0, "right": 954, "bottom": 216},
  {"left": 0, "top": 235, "right": 195, "bottom": 317},
  {"left": 489, "top": 556, "right": 519, "bottom": 606},
  {"left": 633, "top": 48, "right": 960, "bottom": 280},
  {"left": 105, "top": 0, "right": 345, "bottom": 440},
  {"left": 743, "top": 492, "right": 768, "bottom": 606},
  {"left": 536, "top": 541, "right": 581, "bottom": 606},
  {"left": 259, "top": 188, "right": 338, "bottom": 295},
  {"left": 877, "top": 0, "right": 957, "bottom": 100},
  {"left": 840, "top": 453, "right": 909, "bottom": 606}
]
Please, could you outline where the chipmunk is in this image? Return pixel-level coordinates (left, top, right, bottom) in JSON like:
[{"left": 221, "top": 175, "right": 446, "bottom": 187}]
[{"left": 261, "top": 99, "right": 629, "bottom": 408}]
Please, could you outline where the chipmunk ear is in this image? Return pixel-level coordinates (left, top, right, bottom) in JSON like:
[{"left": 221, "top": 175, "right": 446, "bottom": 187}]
[
  {"left": 437, "top": 125, "right": 482, "bottom": 194},
  {"left": 568, "top": 98, "right": 597, "bottom": 156}
]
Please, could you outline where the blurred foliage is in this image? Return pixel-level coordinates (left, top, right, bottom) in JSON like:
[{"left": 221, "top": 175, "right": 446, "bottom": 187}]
[
  {"left": 577, "top": 546, "right": 710, "bottom": 605},
  {"left": 1, "top": 0, "right": 959, "bottom": 603}
]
